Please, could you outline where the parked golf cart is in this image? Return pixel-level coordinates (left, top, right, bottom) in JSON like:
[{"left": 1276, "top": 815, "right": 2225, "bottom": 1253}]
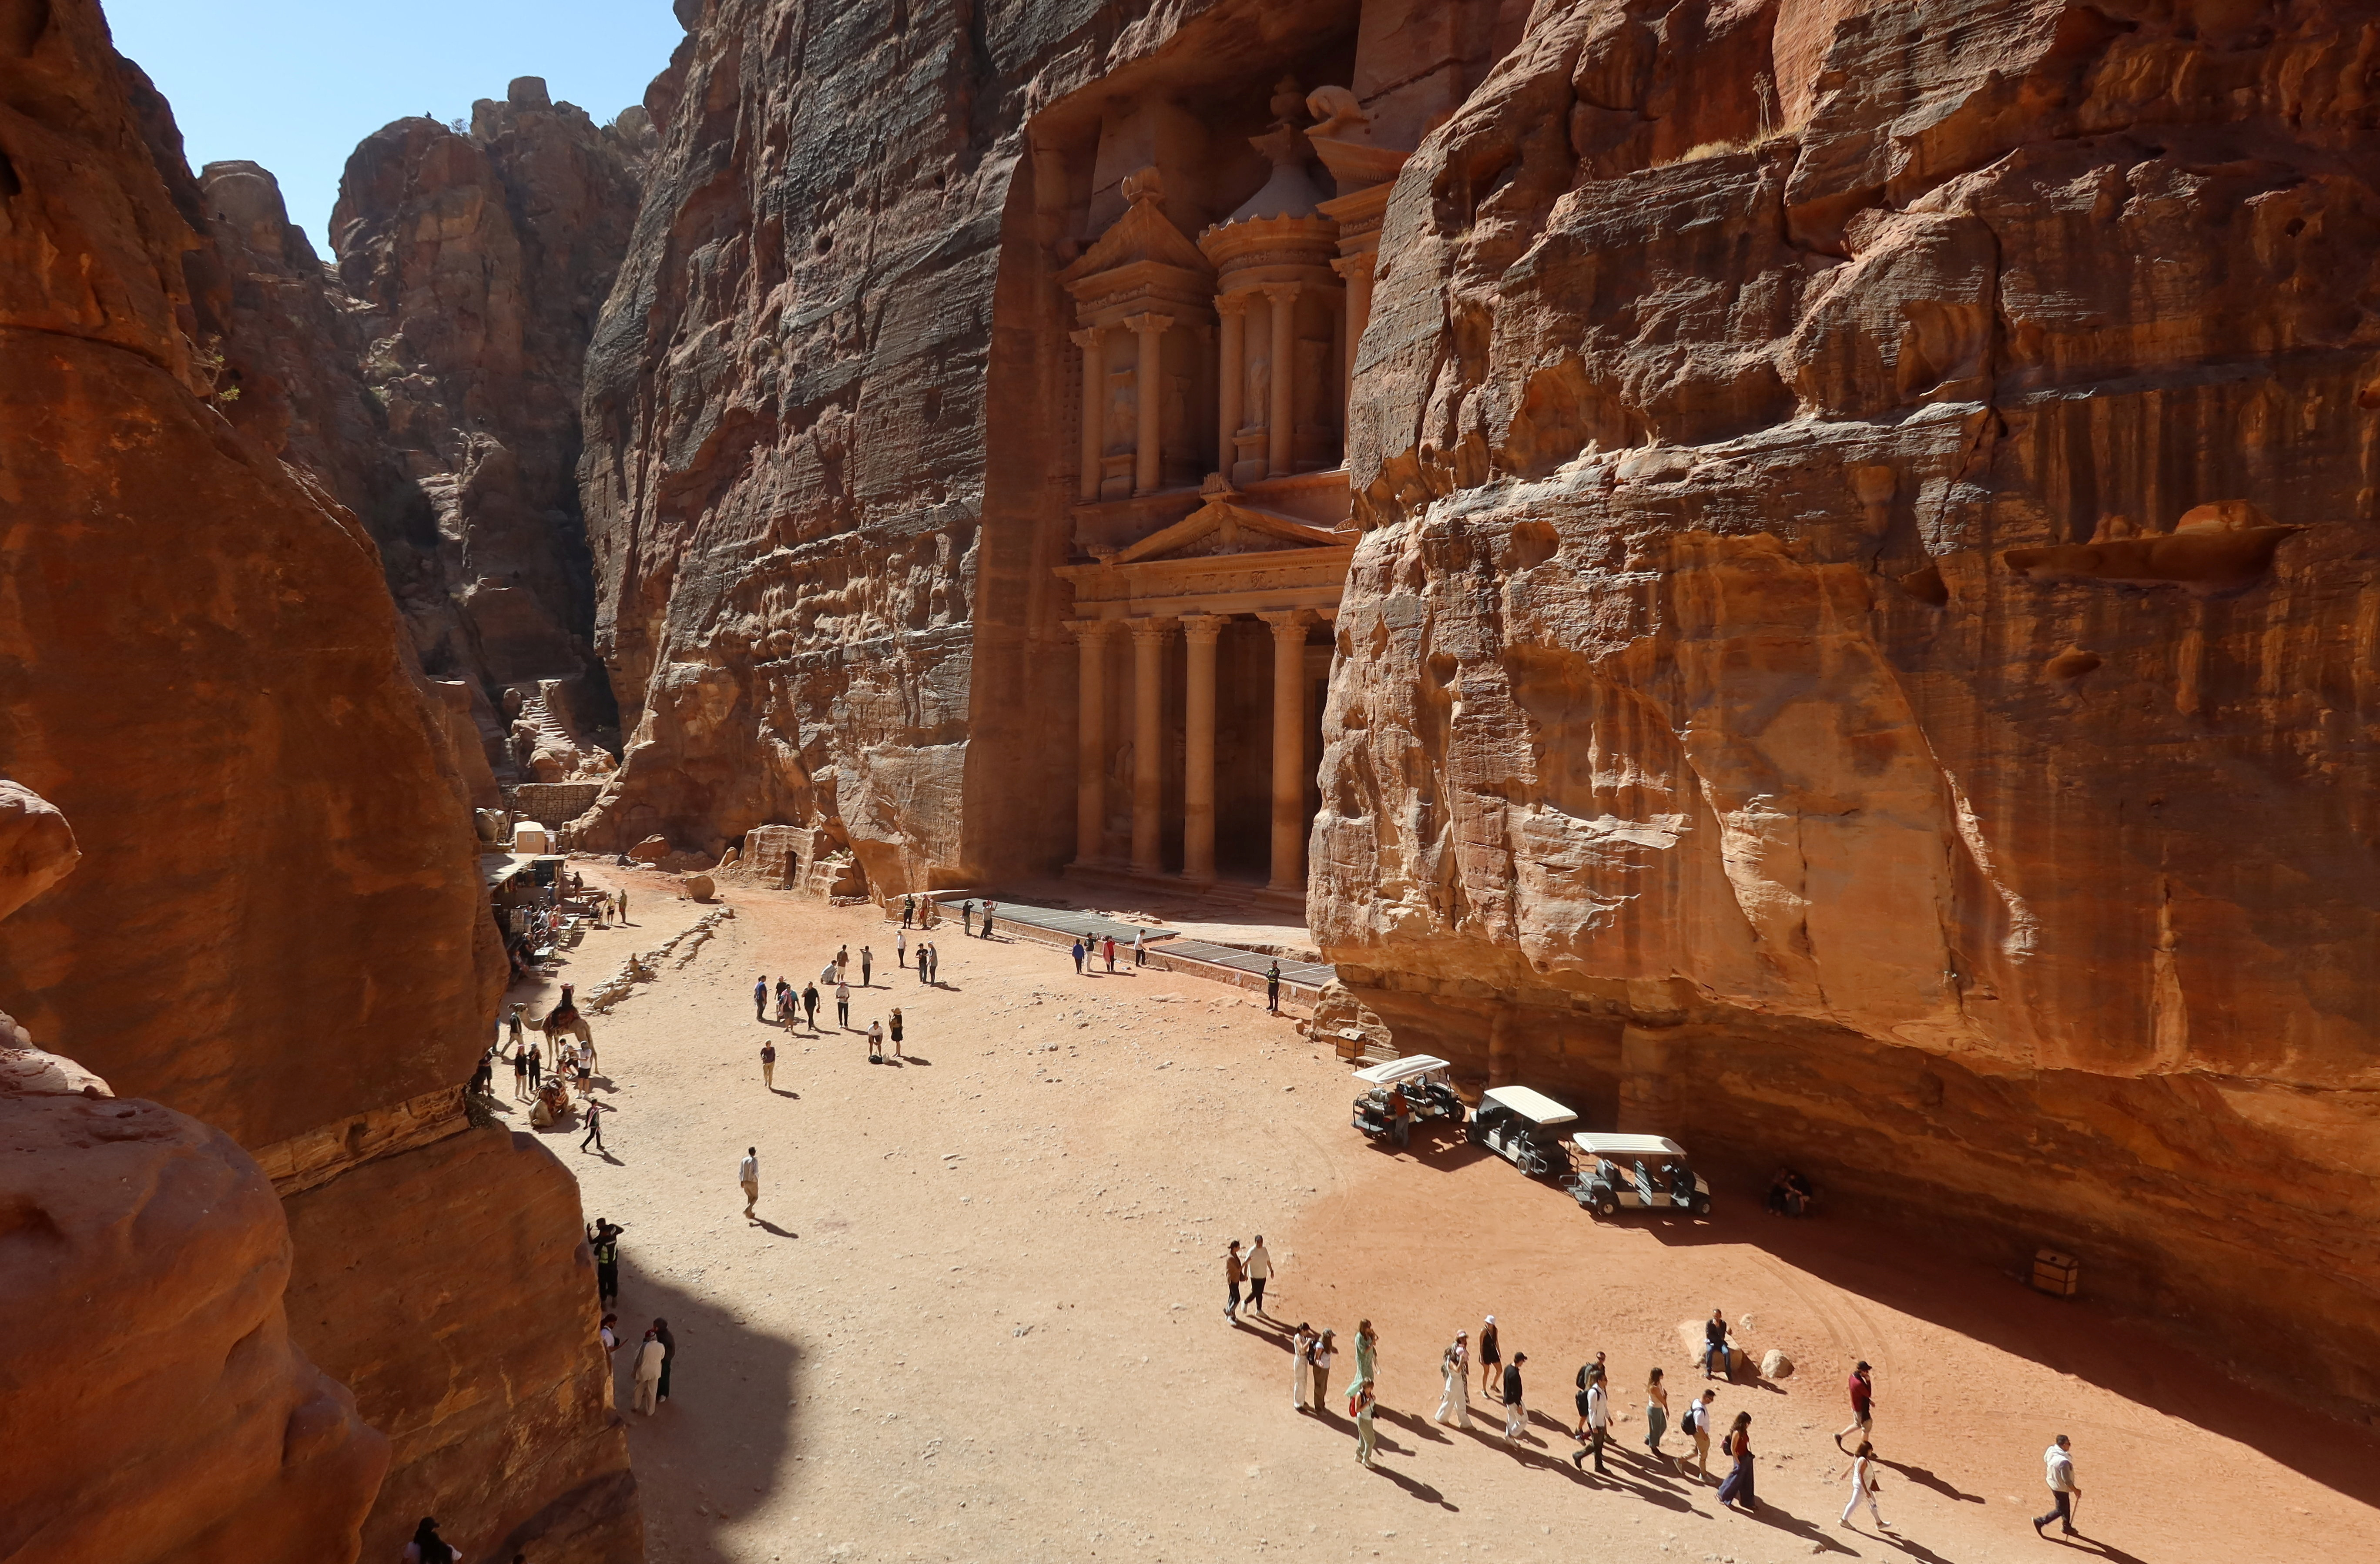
[
  {"left": 1350, "top": 1055, "right": 1465, "bottom": 1142},
  {"left": 1465, "top": 1085, "right": 1578, "bottom": 1178},
  {"left": 1563, "top": 1132, "right": 1711, "bottom": 1217}
]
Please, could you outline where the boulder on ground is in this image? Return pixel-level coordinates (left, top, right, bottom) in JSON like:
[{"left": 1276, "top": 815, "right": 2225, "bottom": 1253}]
[
  {"left": 1760, "top": 1348, "right": 1794, "bottom": 1380},
  {"left": 627, "top": 834, "right": 670, "bottom": 864},
  {"left": 683, "top": 873, "right": 716, "bottom": 902}
]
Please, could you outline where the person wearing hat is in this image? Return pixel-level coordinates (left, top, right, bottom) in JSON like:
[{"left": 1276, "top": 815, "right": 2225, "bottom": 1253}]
[
  {"left": 1478, "top": 1314, "right": 1502, "bottom": 1399},
  {"left": 1835, "top": 1361, "right": 1875, "bottom": 1448}
]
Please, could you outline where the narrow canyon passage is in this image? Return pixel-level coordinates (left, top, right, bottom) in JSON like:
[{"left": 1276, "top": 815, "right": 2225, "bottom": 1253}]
[{"left": 504, "top": 880, "right": 2378, "bottom": 1564}]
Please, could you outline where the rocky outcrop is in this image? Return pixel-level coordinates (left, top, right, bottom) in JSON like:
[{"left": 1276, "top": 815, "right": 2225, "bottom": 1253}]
[
  {"left": 200, "top": 81, "right": 654, "bottom": 788},
  {"left": 0, "top": 4, "right": 639, "bottom": 1557},
  {"left": 1319, "top": 0, "right": 2380, "bottom": 1404}
]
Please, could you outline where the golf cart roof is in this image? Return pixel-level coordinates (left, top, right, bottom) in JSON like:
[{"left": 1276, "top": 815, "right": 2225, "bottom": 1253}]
[
  {"left": 1479, "top": 1085, "right": 1577, "bottom": 1125},
  {"left": 1352, "top": 1055, "right": 1451, "bottom": 1086},
  {"left": 1572, "top": 1132, "right": 1689, "bottom": 1159}
]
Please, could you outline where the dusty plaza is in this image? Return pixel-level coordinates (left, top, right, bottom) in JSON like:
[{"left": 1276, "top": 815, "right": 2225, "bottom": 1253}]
[{"left": 503, "top": 870, "right": 2380, "bottom": 1564}]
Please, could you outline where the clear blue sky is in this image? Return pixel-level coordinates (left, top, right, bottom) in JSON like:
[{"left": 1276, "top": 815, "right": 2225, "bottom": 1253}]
[{"left": 104, "top": 0, "right": 685, "bottom": 253}]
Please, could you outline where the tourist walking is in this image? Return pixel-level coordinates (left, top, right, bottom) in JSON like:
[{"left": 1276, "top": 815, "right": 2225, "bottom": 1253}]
[
  {"left": 896, "top": 929, "right": 907, "bottom": 967},
  {"left": 654, "top": 1317, "right": 677, "bottom": 1403},
  {"left": 1683, "top": 1388, "right": 1716, "bottom": 1479},
  {"left": 753, "top": 975, "right": 769, "bottom": 1021},
  {"left": 580, "top": 1098, "right": 610, "bottom": 1153},
  {"left": 761, "top": 1040, "right": 777, "bottom": 1090},
  {"left": 403, "top": 1517, "right": 456, "bottom": 1563},
  {"left": 1645, "top": 1366, "right": 1672, "bottom": 1466},
  {"left": 1072, "top": 939, "right": 1086, "bottom": 974},
  {"left": 774, "top": 978, "right": 792, "bottom": 1025},
  {"left": 512, "top": 1042, "right": 529, "bottom": 1099},
  {"left": 860, "top": 944, "right": 873, "bottom": 986},
  {"left": 1354, "top": 1382, "right": 1379, "bottom": 1467},
  {"left": 1309, "top": 1329, "right": 1335, "bottom": 1414},
  {"left": 1224, "top": 1239, "right": 1245, "bottom": 1322},
  {"left": 1353, "top": 1320, "right": 1378, "bottom": 1393},
  {"left": 867, "top": 1018, "right": 884, "bottom": 1062},
  {"left": 1703, "top": 1307, "right": 1730, "bottom": 1378},
  {"left": 1839, "top": 1439, "right": 1890, "bottom": 1531},
  {"left": 1266, "top": 961, "right": 1281, "bottom": 1012},
  {"left": 1437, "top": 1332, "right": 1472, "bottom": 1428},
  {"left": 1715, "top": 1411, "right": 1757, "bottom": 1511},
  {"left": 1502, "top": 1353, "right": 1529, "bottom": 1442},
  {"left": 631, "top": 1328, "right": 664, "bottom": 1414},
  {"left": 587, "top": 1218, "right": 623, "bottom": 1307},
  {"left": 1244, "top": 1235, "right": 1271, "bottom": 1315},
  {"left": 797, "top": 980, "right": 815, "bottom": 1028},
  {"left": 835, "top": 980, "right": 851, "bottom": 1028},
  {"left": 1835, "top": 1360, "right": 1876, "bottom": 1449},
  {"left": 888, "top": 1008, "right": 904, "bottom": 1059},
  {"left": 2034, "top": 1434, "right": 2082, "bottom": 1537},
  {"left": 1478, "top": 1315, "right": 1502, "bottom": 1399},
  {"left": 1291, "top": 1323, "right": 1314, "bottom": 1410},
  {"left": 1572, "top": 1369, "right": 1609, "bottom": 1471},
  {"left": 739, "top": 1146, "right": 760, "bottom": 1219}
]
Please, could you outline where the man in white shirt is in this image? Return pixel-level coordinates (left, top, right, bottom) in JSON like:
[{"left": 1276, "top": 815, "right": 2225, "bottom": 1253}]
[
  {"left": 2033, "top": 1434, "right": 2080, "bottom": 1537},
  {"left": 1245, "top": 1236, "right": 1274, "bottom": 1317},
  {"left": 739, "top": 1146, "right": 761, "bottom": 1219},
  {"left": 1573, "top": 1374, "right": 1611, "bottom": 1473},
  {"left": 632, "top": 1328, "right": 666, "bottom": 1415}
]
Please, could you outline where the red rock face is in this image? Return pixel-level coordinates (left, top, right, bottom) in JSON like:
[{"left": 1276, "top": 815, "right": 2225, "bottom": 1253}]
[
  {"left": 1322, "top": 0, "right": 2380, "bottom": 1401},
  {"left": 0, "top": 3, "right": 640, "bottom": 1555}
]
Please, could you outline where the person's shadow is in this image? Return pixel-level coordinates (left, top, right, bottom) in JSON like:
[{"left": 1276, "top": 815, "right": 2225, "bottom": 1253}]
[
  {"left": 1368, "top": 1464, "right": 1458, "bottom": 1510},
  {"left": 1375, "top": 1406, "right": 1451, "bottom": 1445},
  {"left": 1878, "top": 1457, "right": 1982, "bottom": 1504},
  {"left": 1743, "top": 1498, "right": 1858, "bottom": 1555},
  {"left": 752, "top": 1219, "right": 797, "bottom": 1239},
  {"left": 768, "top": 1087, "right": 801, "bottom": 1098}
]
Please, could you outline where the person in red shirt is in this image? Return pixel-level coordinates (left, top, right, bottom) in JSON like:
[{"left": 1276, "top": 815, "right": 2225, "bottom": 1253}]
[{"left": 1835, "top": 1360, "right": 1875, "bottom": 1449}]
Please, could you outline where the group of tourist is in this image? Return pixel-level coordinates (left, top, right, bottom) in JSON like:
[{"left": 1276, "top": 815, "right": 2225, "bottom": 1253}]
[
  {"left": 1234, "top": 1246, "right": 2085, "bottom": 1542},
  {"left": 1069, "top": 928, "right": 1148, "bottom": 973}
]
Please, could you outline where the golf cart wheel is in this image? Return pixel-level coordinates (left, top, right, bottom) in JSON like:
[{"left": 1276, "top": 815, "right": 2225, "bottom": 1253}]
[
  {"left": 1595, "top": 1192, "right": 1619, "bottom": 1218},
  {"left": 1690, "top": 1194, "right": 1712, "bottom": 1216}
]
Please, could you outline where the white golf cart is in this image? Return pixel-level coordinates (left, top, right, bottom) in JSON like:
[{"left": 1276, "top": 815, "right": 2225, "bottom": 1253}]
[
  {"left": 1465, "top": 1085, "right": 1578, "bottom": 1178},
  {"left": 1350, "top": 1055, "right": 1465, "bottom": 1142},
  {"left": 1564, "top": 1132, "right": 1711, "bottom": 1217}
]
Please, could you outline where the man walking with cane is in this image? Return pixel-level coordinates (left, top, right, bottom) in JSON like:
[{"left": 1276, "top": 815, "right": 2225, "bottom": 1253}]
[{"left": 2033, "top": 1434, "right": 2082, "bottom": 1537}]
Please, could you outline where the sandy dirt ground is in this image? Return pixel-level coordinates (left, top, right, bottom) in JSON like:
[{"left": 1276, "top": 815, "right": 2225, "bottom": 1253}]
[{"left": 493, "top": 872, "right": 2378, "bottom": 1564}]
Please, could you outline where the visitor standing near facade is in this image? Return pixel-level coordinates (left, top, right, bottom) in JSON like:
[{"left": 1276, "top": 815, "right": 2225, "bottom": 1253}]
[
  {"left": 982, "top": 900, "right": 999, "bottom": 938},
  {"left": 1072, "top": 939, "right": 1086, "bottom": 974},
  {"left": 1133, "top": 928, "right": 1146, "bottom": 966},
  {"left": 1502, "top": 1353, "right": 1529, "bottom": 1442},
  {"left": 896, "top": 929, "right": 907, "bottom": 967},
  {"left": 1224, "top": 1239, "right": 1245, "bottom": 1322},
  {"left": 1684, "top": 1388, "right": 1716, "bottom": 1479},
  {"left": 860, "top": 944, "right": 873, "bottom": 986},
  {"left": 1839, "top": 1439, "right": 1890, "bottom": 1531},
  {"left": 1267, "top": 961, "right": 1281, "bottom": 1012},
  {"left": 1716, "top": 1412, "right": 1757, "bottom": 1511},
  {"left": 761, "top": 1040, "right": 777, "bottom": 1090},
  {"left": 1310, "top": 1329, "right": 1335, "bottom": 1414},
  {"left": 1478, "top": 1315, "right": 1502, "bottom": 1399},
  {"left": 588, "top": 1219, "right": 623, "bottom": 1307},
  {"left": 753, "top": 975, "right": 768, "bottom": 1021},
  {"left": 632, "top": 1328, "right": 664, "bottom": 1415},
  {"left": 654, "top": 1317, "right": 677, "bottom": 1403},
  {"left": 1437, "top": 1332, "right": 1472, "bottom": 1428},
  {"left": 1103, "top": 934, "right": 1116, "bottom": 972},
  {"left": 802, "top": 981, "right": 820, "bottom": 1028},
  {"left": 889, "top": 1008, "right": 904, "bottom": 1059},
  {"left": 1244, "top": 1235, "right": 1271, "bottom": 1315},
  {"left": 1704, "top": 1308, "right": 1730, "bottom": 1378},
  {"left": 835, "top": 980, "right": 851, "bottom": 1028},
  {"left": 1354, "top": 1382, "right": 1380, "bottom": 1467},
  {"left": 963, "top": 900, "right": 976, "bottom": 936},
  {"left": 580, "top": 1098, "right": 610, "bottom": 1154},
  {"left": 1291, "top": 1323, "right": 1314, "bottom": 1410},
  {"left": 1835, "top": 1361, "right": 1876, "bottom": 1449},
  {"left": 2034, "top": 1434, "right": 2081, "bottom": 1537},
  {"left": 739, "top": 1146, "right": 761, "bottom": 1219}
]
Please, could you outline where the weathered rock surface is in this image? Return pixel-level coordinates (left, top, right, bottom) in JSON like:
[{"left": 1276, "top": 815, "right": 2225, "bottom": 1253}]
[
  {"left": 1319, "top": 0, "right": 2380, "bottom": 1402},
  {"left": 0, "top": 780, "right": 79, "bottom": 922},
  {"left": 200, "top": 80, "right": 653, "bottom": 786},
  {"left": 0, "top": 3, "right": 640, "bottom": 1555}
]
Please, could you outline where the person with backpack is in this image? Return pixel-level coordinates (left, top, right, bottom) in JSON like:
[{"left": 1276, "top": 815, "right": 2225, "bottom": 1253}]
[{"left": 1716, "top": 1411, "right": 1757, "bottom": 1511}]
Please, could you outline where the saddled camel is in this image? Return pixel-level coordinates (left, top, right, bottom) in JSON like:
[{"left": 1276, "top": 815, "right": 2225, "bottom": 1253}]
[{"left": 536, "top": 984, "right": 596, "bottom": 1069}]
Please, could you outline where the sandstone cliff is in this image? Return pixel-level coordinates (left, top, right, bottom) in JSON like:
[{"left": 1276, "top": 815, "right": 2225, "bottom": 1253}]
[
  {"left": 1320, "top": 0, "right": 2380, "bottom": 1403},
  {"left": 0, "top": 3, "right": 638, "bottom": 1556},
  {"left": 201, "top": 80, "right": 653, "bottom": 789}
]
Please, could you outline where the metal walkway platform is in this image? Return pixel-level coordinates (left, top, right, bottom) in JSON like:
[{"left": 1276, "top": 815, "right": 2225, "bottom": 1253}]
[{"left": 924, "top": 893, "right": 1333, "bottom": 992}]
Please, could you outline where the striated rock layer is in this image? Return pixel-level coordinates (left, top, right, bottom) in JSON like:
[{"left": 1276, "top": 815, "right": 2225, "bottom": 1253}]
[
  {"left": 1318, "top": 0, "right": 2380, "bottom": 1403},
  {"left": 0, "top": 3, "right": 638, "bottom": 1557}
]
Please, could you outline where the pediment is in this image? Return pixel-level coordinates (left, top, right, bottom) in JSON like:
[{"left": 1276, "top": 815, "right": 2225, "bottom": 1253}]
[
  {"left": 1059, "top": 194, "right": 1213, "bottom": 291},
  {"left": 1113, "top": 489, "right": 1350, "bottom": 564}
]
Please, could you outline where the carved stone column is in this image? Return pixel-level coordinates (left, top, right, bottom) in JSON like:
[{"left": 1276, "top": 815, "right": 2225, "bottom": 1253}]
[
  {"left": 1215, "top": 296, "right": 1247, "bottom": 476},
  {"left": 1262, "top": 285, "right": 1298, "bottom": 478},
  {"left": 1331, "top": 253, "right": 1373, "bottom": 389},
  {"left": 1064, "top": 618, "right": 1115, "bottom": 864},
  {"left": 1257, "top": 608, "right": 1311, "bottom": 889},
  {"left": 1129, "top": 617, "right": 1174, "bottom": 873},
  {"left": 1178, "top": 613, "right": 1226, "bottom": 883},
  {"left": 1070, "top": 326, "right": 1105, "bottom": 503},
  {"left": 1124, "top": 312, "right": 1174, "bottom": 496}
]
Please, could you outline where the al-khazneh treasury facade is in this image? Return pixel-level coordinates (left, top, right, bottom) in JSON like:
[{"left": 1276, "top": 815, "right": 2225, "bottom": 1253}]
[{"left": 970, "top": 3, "right": 1521, "bottom": 898}]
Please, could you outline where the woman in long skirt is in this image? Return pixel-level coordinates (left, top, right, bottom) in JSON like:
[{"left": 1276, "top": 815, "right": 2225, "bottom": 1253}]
[
  {"left": 1644, "top": 1366, "right": 1672, "bottom": 1467},
  {"left": 1715, "top": 1411, "right": 1757, "bottom": 1511},
  {"left": 1291, "top": 1324, "right": 1313, "bottom": 1410},
  {"left": 1436, "top": 1332, "right": 1472, "bottom": 1428}
]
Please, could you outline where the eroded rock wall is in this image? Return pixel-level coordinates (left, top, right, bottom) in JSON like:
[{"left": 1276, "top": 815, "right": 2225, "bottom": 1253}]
[
  {"left": 1322, "top": 0, "right": 2380, "bottom": 1403},
  {"left": 573, "top": 0, "right": 1357, "bottom": 887},
  {"left": 0, "top": 3, "right": 638, "bottom": 1555}
]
